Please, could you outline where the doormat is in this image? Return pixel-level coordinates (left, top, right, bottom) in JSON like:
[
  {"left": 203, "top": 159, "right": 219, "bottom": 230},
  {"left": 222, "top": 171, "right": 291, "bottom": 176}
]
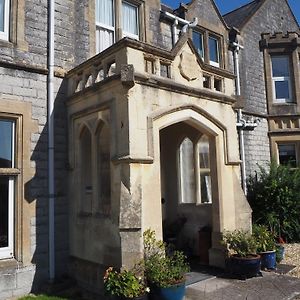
[{"left": 275, "top": 264, "right": 296, "bottom": 275}]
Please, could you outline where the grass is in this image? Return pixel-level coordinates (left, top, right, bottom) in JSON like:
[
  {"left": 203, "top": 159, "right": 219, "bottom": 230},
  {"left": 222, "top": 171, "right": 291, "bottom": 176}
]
[{"left": 19, "top": 295, "right": 68, "bottom": 300}]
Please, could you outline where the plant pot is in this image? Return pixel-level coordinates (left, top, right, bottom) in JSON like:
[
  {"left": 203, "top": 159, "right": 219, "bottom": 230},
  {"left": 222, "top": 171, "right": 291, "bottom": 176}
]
[
  {"left": 228, "top": 254, "right": 261, "bottom": 279},
  {"left": 259, "top": 250, "right": 276, "bottom": 270},
  {"left": 149, "top": 282, "right": 185, "bottom": 300}
]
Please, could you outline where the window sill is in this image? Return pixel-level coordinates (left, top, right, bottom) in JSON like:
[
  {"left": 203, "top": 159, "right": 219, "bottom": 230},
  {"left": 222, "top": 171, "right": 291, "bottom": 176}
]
[
  {"left": 272, "top": 102, "right": 296, "bottom": 106},
  {"left": 0, "top": 39, "right": 14, "bottom": 48},
  {"left": 0, "top": 258, "right": 20, "bottom": 271}
]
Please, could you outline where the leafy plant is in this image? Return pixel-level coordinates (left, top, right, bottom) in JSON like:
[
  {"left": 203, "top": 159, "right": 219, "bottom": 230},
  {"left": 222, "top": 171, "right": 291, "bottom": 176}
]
[
  {"left": 222, "top": 230, "right": 257, "bottom": 257},
  {"left": 247, "top": 161, "right": 300, "bottom": 242},
  {"left": 103, "top": 267, "right": 149, "bottom": 298},
  {"left": 252, "top": 224, "right": 276, "bottom": 252},
  {"left": 143, "top": 229, "right": 190, "bottom": 288}
]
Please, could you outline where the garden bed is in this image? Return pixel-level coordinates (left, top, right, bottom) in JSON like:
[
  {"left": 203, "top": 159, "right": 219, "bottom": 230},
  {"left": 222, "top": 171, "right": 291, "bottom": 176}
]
[{"left": 282, "top": 244, "right": 300, "bottom": 278}]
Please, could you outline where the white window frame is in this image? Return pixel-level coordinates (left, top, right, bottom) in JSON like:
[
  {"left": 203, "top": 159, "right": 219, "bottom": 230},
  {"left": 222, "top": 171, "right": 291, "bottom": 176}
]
[
  {"left": 121, "top": 1, "right": 139, "bottom": 40},
  {"left": 271, "top": 56, "right": 293, "bottom": 103},
  {"left": 95, "top": 0, "right": 116, "bottom": 53},
  {"left": 0, "top": 0, "right": 10, "bottom": 41},
  {"left": 0, "top": 120, "right": 15, "bottom": 259},
  {"left": 209, "top": 36, "right": 220, "bottom": 68}
]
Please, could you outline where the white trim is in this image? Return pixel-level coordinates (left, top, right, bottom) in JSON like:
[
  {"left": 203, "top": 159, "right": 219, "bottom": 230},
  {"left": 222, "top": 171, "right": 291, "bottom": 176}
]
[
  {"left": 0, "top": 0, "right": 9, "bottom": 41},
  {"left": 272, "top": 76, "right": 292, "bottom": 103},
  {"left": 209, "top": 36, "right": 220, "bottom": 68},
  {"left": 121, "top": 1, "right": 139, "bottom": 40}
]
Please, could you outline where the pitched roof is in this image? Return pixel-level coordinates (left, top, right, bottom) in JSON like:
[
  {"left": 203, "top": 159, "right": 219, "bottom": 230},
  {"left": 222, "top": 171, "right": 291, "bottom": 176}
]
[{"left": 223, "top": 0, "right": 265, "bottom": 29}]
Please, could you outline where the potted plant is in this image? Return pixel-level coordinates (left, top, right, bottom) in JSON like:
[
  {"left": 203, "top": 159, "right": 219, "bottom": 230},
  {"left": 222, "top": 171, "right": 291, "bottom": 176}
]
[
  {"left": 143, "top": 229, "right": 190, "bottom": 300},
  {"left": 103, "top": 266, "right": 150, "bottom": 300},
  {"left": 222, "top": 230, "right": 261, "bottom": 279},
  {"left": 252, "top": 225, "right": 276, "bottom": 270}
]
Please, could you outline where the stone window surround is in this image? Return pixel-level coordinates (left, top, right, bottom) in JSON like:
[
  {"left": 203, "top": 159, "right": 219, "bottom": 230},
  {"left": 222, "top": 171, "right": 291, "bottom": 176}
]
[
  {"left": 0, "top": 0, "right": 27, "bottom": 50},
  {"left": 270, "top": 134, "right": 300, "bottom": 167},
  {"left": 94, "top": 0, "right": 145, "bottom": 53},
  {"left": 0, "top": 99, "right": 37, "bottom": 266},
  {"left": 191, "top": 26, "right": 224, "bottom": 69},
  {"left": 260, "top": 33, "right": 300, "bottom": 110}
]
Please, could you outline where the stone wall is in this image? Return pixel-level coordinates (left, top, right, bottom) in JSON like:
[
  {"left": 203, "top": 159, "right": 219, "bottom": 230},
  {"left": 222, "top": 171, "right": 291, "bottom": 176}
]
[{"left": 239, "top": 0, "right": 299, "bottom": 175}]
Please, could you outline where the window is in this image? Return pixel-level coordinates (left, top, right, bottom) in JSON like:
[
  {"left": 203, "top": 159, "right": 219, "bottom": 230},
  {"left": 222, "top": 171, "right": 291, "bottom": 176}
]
[
  {"left": 0, "top": 119, "right": 15, "bottom": 259},
  {"left": 95, "top": 0, "right": 140, "bottom": 53},
  {"left": 271, "top": 56, "right": 293, "bottom": 103},
  {"left": 192, "top": 31, "right": 204, "bottom": 59},
  {"left": 209, "top": 36, "right": 220, "bottom": 67},
  {"left": 80, "top": 127, "right": 93, "bottom": 214},
  {"left": 278, "top": 143, "right": 297, "bottom": 167},
  {"left": 122, "top": 1, "right": 138, "bottom": 39},
  {"left": 96, "top": 0, "right": 115, "bottom": 53},
  {"left": 0, "top": 0, "right": 9, "bottom": 41},
  {"left": 178, "top": 134, "right": 212, "bottom": 204}
]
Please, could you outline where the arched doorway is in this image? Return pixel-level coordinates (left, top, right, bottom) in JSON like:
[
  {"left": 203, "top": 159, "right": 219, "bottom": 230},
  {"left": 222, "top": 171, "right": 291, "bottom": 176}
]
[{"left": 160, "top": 121, "right": 215, "bottom": 261}]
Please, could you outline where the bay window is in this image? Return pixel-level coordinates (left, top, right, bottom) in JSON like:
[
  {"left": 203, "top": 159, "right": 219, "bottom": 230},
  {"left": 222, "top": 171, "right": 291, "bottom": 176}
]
[
  {"left": 95, "top": 0, "right": 140, "bottom": 53},
  {"left": 0, "top": 0, "right": 9, "bottom": 41},
  {"left": 271, "top": 56, "right": 293, "bottom": 103},
  {"left": 122, "top": 1, "right": 139, "bottom": 39},
  {"left": 96, "top": 0, "right": 115, "bottom": 53},
  {"left": 0, "top": 119, "right": 15, "bottom": 259}
]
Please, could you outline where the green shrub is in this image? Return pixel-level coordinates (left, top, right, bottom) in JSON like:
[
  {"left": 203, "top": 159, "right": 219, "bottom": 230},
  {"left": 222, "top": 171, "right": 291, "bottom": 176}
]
[
  {"left": 143, "top": 229, "right": 190, "bottom": 288},
  {"left": 247, "top": 162, "right": 300, "bottom": 242},
  {"left": 252, "top": 224, "right": 276, "bottom": 252},
  {"left": 222, "top": 230, "right": 257, "bottom": 257}
]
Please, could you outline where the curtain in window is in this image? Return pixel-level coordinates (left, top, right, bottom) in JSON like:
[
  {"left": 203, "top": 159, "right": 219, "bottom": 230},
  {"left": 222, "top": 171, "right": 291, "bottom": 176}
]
[
  {"left": 0, "top": 0, "right": 4, "bottom": 32},
  {"left": 96, "top": 27, "right": 114, "bottom": 53},
  {"left": 198, "top": 135, "right": 212, "bottom": 203},
  {"left": 96, "top": 0, "right": 114, "bottom": 26},
  {"left": 122, "top": 1, "right": 138, "bottom": 37},
  {"left": 179, "top": 138, "right": 196, "bottom": 204}
]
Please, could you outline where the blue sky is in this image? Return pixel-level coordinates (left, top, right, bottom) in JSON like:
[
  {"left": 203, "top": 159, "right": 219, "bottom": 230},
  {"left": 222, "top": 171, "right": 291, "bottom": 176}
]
[{"left": 161, "top": 0, "right": 300, "bottom": 24}]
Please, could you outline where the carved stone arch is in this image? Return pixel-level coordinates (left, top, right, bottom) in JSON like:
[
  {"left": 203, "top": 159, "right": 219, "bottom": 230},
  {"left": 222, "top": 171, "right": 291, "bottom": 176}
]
[{"left": 78, "top": 122, "right": 93, "bottom": 139}]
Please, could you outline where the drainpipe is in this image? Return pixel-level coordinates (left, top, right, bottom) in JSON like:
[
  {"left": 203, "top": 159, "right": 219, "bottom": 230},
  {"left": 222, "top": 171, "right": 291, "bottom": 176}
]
[
  {"left": 48, "top": 0, "right": 55, "bottom": 282},
  {"left": 162, "top": 11, "right": 197, "bottom": 46},
  {"left": 232, "top": 41, "right": 258, "bottom": 194}
]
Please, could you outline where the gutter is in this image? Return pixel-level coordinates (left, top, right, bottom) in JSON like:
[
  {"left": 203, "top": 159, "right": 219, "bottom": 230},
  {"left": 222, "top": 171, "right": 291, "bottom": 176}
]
[
  {"left": 48, "top": 0, "right": 55, "bottom": 282},
  {"left": 162, "top": 11, "right": 198, "bottom": 46}
]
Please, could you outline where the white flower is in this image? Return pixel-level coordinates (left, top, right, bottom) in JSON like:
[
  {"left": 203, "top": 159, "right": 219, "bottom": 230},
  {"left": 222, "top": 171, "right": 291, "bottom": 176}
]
[{"left": 145, "top": 287, "right": 150, "bottom": 293}]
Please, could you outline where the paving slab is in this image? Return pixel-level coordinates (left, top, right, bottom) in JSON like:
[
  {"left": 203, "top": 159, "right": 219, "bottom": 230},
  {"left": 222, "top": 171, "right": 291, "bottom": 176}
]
[{"left": 185, "top": 272, "right": 300, "bottom": 300}]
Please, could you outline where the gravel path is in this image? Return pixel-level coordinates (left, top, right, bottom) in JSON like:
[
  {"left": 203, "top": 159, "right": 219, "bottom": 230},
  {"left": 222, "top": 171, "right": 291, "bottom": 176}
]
[{"left": 282, "top": 244, "right": 300, "bottom": 278}]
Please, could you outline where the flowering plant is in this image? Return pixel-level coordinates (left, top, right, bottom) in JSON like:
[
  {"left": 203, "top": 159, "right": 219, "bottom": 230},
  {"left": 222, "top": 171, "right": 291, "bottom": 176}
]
[{"left": 104, "top": 266, "right": 150, "bottom": 298}]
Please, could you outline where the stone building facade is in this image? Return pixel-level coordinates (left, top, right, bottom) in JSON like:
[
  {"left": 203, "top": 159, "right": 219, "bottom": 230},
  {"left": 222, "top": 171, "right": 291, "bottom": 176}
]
[
  {"left": 0, "top": 0, "right": 298, "bottom": 298},
  {"left": 224, "top": 0, "right": 299, "bottom": 177}
]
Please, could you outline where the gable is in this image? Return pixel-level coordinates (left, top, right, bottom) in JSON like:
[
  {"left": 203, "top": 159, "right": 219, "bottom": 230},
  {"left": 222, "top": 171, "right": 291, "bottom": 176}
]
[{"left": 185, "top": 0, "right": 228, "bottom": 32}]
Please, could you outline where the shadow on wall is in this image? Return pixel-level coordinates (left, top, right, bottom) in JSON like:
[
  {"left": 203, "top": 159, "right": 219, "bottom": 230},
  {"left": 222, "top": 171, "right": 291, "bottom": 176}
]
[{"left": 24, "top": 78, "right": 69, "bottom": 292}]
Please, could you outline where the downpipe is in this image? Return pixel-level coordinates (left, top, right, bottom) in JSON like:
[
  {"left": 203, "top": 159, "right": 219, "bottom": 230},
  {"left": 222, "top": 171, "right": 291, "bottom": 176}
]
[{"left": 48, "top": 0, "right": 55, "bottom": 282}]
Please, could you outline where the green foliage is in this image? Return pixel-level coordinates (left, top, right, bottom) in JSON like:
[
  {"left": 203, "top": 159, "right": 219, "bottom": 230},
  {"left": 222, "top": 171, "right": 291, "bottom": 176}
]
[
  {"left": 103, "top": 267, "right": 148, "bottom": 298},
  {"left": 18, "top": 296, "right": 67, "bottom": 300},
  {"left": 252, "top": 224, "right": 276, "bottom": 252},
  {"left": 222, "top": 230, "right": 257, "bottom": 257},
  {"left": 247, "top": 162, "right": 300, "bottom": 242},
  {"left": 143, "top": 229, "right": 190, "bottom": 288}
]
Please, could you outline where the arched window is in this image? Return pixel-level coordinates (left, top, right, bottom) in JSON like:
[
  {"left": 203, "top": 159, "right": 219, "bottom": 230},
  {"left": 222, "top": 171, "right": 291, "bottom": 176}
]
[
  {"left": 79, "top": 127, "right": 93, "bottom": 214},
  {"left": 198, "top": 135, "right": 212, "bottom": 203},
  {"left": 178, "top": 137, "right": 196, "bottom": 204},
  {"left": 97, "top": 123, "right": 111, "bottom": 214},
  {"left": 177, "top": 134, "right": 212, "bottom": 204}
]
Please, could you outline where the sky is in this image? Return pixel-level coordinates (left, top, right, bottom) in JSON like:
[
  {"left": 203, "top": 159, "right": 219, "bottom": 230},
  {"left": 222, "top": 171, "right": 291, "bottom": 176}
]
[{"left": 161, "top": 0, "right": 300, "bottom": 24}]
